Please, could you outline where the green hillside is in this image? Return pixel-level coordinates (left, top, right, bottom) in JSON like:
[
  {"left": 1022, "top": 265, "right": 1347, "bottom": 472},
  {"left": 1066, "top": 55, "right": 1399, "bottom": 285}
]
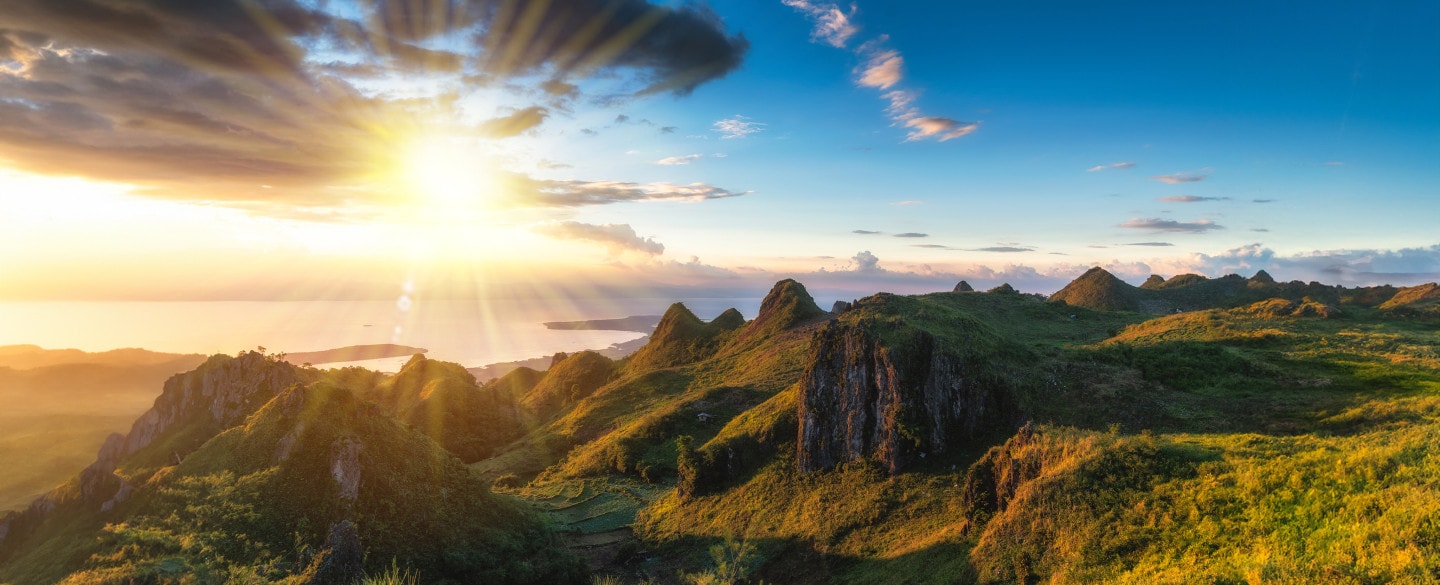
[{"left": 4, "top": 272, "right": 1438, "bottom": 584}]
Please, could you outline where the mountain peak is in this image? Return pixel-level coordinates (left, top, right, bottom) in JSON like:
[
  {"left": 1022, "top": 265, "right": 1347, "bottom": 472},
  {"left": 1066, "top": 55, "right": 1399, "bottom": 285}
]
[
  {"left": 954, "top": 280, "right": 975, "bottom": 292},
  {"left": 745, "top": 279, "right": 826, "bottom": 336},
  {"left": 1049, "top": 267, "right": 1141, "bottom": 311}
]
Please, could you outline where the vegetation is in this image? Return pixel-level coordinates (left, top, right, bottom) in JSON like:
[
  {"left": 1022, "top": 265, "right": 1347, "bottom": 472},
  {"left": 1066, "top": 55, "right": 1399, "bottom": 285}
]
[{"left": 5, "top": 272, "right": 1439, "bottom": 583}]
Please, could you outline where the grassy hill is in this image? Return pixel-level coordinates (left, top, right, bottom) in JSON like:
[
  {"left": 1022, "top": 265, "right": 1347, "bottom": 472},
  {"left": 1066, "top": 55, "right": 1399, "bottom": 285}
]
[{"left": 5, "top": 272, "right": 1439, "bottom": 584}]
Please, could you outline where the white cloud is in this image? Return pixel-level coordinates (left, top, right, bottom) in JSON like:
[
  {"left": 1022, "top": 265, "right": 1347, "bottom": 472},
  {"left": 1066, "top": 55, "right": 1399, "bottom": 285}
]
[
  {"left": 1086, "top": 162, "right": 1136, "bottom": 172},
  {"left": 713, "top": 115, "right": 766, "bottom": 139},
  {"left": 657, "top": 154, "right": 703, "bottom": 165},
  {"left": 534, "top": 221, "right": 665, "bottom": 256},
  {"left": 857, "top": 49, "right": 903, "bottom": 90},
  {"left": 781, "top": 0, "right": 860, "bottom": 48}
]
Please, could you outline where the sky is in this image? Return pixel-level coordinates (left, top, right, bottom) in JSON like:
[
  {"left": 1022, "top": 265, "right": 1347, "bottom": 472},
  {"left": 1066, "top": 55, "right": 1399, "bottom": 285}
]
[{"left": 1, "top": 0, "right": 1437, "bottom": 301}]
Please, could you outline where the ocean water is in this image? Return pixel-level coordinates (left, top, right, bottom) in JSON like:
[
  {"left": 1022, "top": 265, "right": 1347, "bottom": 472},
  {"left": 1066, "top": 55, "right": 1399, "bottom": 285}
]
[{"left": 0, "top": 297, "right": 763, "bottom": 371}]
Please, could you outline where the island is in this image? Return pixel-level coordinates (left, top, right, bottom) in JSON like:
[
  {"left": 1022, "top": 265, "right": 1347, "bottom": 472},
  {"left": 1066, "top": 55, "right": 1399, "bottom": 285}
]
[{"left": 279, "top": 344, "right": 428, "bottom": 366}]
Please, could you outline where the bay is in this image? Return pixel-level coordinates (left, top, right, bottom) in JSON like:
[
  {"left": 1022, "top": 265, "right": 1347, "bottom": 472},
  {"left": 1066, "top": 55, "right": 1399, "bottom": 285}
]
[{"left": 0, "top": 297, "right": 763, "bottom": 372}]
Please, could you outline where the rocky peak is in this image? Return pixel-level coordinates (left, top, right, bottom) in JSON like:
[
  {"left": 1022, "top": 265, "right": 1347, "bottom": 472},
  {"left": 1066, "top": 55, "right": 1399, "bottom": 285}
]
[
  {"left": 987, "top": 283, "right": 1018, "bottom": 295},
  {"left": 1250, "top": 269, "right": 1277, "bottom": 284},
  {"left": 122, "top": 351, "right": 304, "bottom": 459},
  {"left": 954, "top": 281, "right": 975, "bottom": 292},
  {"left": 739, "top": 279, "right": 827, "bottom": 342},
  {"left": 797, "top": 320, "right": 1013, "bottom": 474}
]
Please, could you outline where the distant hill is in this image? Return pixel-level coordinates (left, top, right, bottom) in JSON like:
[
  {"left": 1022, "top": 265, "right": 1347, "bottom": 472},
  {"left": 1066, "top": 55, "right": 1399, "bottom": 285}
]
[{"left": 0, "top": 348, "right": 207, "bottom": 513}]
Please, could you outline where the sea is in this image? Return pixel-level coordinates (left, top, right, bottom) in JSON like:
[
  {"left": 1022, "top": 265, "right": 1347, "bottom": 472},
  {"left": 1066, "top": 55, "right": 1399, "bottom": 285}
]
[{"left": 0, "top": 297, "right": 764, "bottom": 372}]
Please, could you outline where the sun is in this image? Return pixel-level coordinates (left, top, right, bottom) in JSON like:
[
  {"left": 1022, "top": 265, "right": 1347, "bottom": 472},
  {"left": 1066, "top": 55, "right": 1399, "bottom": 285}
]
[{"left": 399, "top": 135, "right": 499, "bottom": 221}]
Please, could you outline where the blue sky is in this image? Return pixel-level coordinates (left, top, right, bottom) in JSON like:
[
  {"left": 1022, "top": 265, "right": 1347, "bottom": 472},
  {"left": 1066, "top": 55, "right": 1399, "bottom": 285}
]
[{"left": 0, "top": 0, "right": 1436, "bottom": 299}]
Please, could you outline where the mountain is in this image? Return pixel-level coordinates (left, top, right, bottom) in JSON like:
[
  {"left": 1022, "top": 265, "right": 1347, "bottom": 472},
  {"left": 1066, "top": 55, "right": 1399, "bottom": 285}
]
[
  {"left": 6, "top": 273, "right": 1439, "bottom": 584},
  {"left": 0, "top": 352, "right": 582, "bottom": 585},
  {"left": 0, "top": 349, "right": 208, "bottom": 513}
]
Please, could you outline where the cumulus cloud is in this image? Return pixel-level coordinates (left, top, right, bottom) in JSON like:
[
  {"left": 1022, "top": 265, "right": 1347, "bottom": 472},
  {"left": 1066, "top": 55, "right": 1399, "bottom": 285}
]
[
  {"left": 1087, "top": 162, "right": 1136, "bottom": 172},
  {"left": 534, "top": 221, "right": 664, "bottom": 256},
  {"left": 781, "top": 0, "right": 859, "bottom": 48},
  {"left": 1157, "top": 195, "right": 1231, "bottom": 203},
  {"left": 1118, "top": 218, "right": 1225, "bottom": 233},
  {"left": 852, "top": 250, "right": 881, "bottom": 272},
  {"left": 1164, "top": 243, "right": 1440, "bottom": 287},
  {"left": 656, "top": 154, "right": 703, "bottom": 165},
  {"left": 1152, "top": 171, "right": 1210, "bottom": 184},
  {"left": 894, "top": 232, "right": 928, "bottom": 238},
  {"left": 713, "top": 115, "right": 765, "bottom": 139}
]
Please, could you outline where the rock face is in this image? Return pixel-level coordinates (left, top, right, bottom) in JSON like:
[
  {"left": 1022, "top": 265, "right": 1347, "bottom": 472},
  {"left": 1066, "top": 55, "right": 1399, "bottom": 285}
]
[
  {"left": 1, "top": 352, "right": 302, "bottom": 556},
  {"left": 122, "top": 352, "right": 304, "bottom": 458},
  {"left": 797, "top": 321, "right": 1010, "bottom": 474}
]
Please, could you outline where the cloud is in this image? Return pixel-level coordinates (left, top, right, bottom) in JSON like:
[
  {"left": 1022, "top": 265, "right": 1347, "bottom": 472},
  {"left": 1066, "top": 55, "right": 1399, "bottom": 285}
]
[
  {"left": 1152, "top": 171, "right": 1210, "bottom": 184},
  {"left": 656, "top": 154, "right": 702, "bottom": 166},
  {"left": 852, "top": 250, "right": 880, "bottom": 272},
  {"left": 781, "top": 0, "right": 859, "bottom": 48},
  {"left": 1253, "top": 199, "right": 1277, "bottom": 203},
  {"left": 0, "top": 0, "right": 750, "bottom": 213},
  {"left": 1156, "top": 195, "right": 1231, "bottom": 203},
  {"left": 660, "top": 126, "right": 677, "bottom": 134},
  {"left": 852, "top": 229, "right": 881, "bottom": 235},
  {"left": 894, "top": 232, "right": 929, "bottom": 238},
  {"left": 522, "top": 179, "right": 753, "bottom": 207},
  {"left": 1126, "top": 242, "right": 1175, "bottom": 247},
  {"left": 534, "top": 221, "right": 664, "bottom": 256},
  {"left": 776, "top": 10, "right": 976, "bottom": 143},
  {"left": 478, "top": 106, "right": 549, "bottom": 138},
  {"left": 1252, "top": 228, "right": 1271, "bottom": 233},
  {"left": 972, "top": 246, "right": 1033, "bottom": 253},
  {"left": 713, "top": 115, "right": 765, "bottom": 139},
  {"left": 891, "top": 200, "right": 924, "bottom": 206},
  {"left": 911, "top": 244, "right": 952, "bottom": 249},
  {"left": 1118, "top": 218, "right": 1225, "bottom": 233},
  {"left": 857, "top": 49, "right": 904, "bottom": 90},
  {"left": 1162, "top": 243, "right": 1440, "bottom": 287},
  {"left": 1087, "top": 162, "right": 1136, "bottom": 172}
]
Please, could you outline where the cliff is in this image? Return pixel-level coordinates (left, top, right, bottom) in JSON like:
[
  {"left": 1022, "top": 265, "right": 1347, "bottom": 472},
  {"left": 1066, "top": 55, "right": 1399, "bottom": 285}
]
[{"left": 797, "top": 312, "right": 1014, "bottom": 474}]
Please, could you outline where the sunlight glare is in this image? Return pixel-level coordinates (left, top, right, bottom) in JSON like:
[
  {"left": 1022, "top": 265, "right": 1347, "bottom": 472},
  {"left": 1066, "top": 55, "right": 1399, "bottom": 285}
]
[{"left": 401, "top": 136, "right": 498, "bottom": 222}]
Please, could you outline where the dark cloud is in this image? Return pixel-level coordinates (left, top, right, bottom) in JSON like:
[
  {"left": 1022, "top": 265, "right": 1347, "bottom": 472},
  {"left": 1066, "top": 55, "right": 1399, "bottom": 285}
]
[
  {"left": 1118, "top": 218, "right": 1224, "bottom": 233},
  {"left": 660, "top": 126, "right": 677, "bottom": 134},
  {"left": 893, "top": 232, "right": 928, "bottom": 238},
  {"left": 972, "top": 246, "right": 1033, "bottom": 253},
  {"left": 473, "top": 0, "right": 749, "bottom": 95},
  {"left": 478, "top": 106, "right": 549, "bottom": 138},
  {"left": 1126, "top": 242, "right": 1175, "bottom": 247},
  {"left": 534, "top": 221, "right": 664, "bottom": 256},
  {"left": 852, "top": 230, "right": 880, "bottom": 235},
  {"left": 0, "top": 0, "right": 749, "bottom": 213},
  {"left": 1253, "top": 199, "right": 1277, "bottom": 203},
  {"left": 1157, "top": 195, "right": 1231, "bottom": 203}
]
